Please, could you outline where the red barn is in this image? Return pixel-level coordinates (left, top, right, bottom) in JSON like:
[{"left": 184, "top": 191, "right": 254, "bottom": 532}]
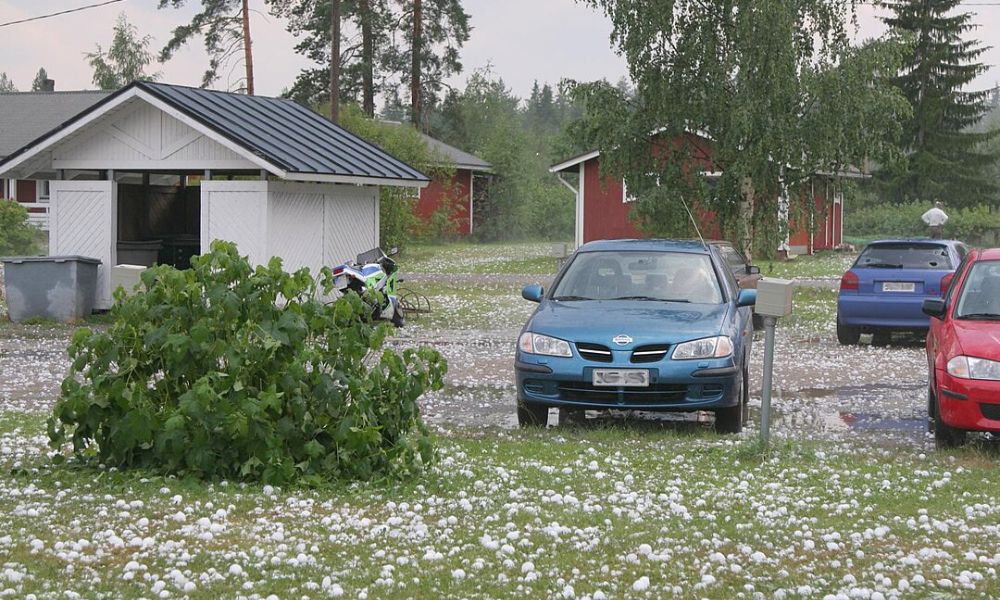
[
  {"left": 413, "top": 133, "right": 492, "bottom": 236},
  {"left": 549, "top": 133, "right": 858, "bottom": 255}
]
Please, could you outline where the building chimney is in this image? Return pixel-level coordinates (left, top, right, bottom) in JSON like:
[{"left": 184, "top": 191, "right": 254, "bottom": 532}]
[{"left": 41, "top": 78, "right": 55, "bottom": 92}]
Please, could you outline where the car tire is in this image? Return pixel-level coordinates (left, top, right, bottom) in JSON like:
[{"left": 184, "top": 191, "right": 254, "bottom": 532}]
[
  {"left": 740, "top": 364, "right": 750, "bottom": 427},
  {"left": 517, "top": 402, "right": 549, "bottom": 428},
  {"left": 558, "top": 407, "right": 585, "bottom": 427},
  {"left": 391, "top": 306, "right": 405, "bottom": 328},
  {"left": 836, "top": 317, "right": 860, "bottom": 346},
  {"left": 752, "top": 313, "right": 763, "bottom": 332},
  {"left": 931, "top": 391, "right": 967, "bottom": 449},
  {"left": 715, "top": 372, "right": 745, "bottom": 434}
]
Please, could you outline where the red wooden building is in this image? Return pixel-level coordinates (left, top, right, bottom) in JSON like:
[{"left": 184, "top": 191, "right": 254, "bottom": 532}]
[
  {"left": 549, "top": 133, "right": 857, "bottom": 255},
  {"left": 412, "top": 133, "right": 492, "bottom": 236}
]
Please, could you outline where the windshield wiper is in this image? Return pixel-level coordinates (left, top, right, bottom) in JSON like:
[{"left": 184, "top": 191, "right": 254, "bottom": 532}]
[
  {"left": 610, "top": 296, "right": 692, "bottom": 303},
  {"left": 957, "top": 313, "right": 1000, "bottom": 321},
  {"left": 552, "top": 295, "right": 593, "bottom": 301},
  {"left": 861, "top": 262, "right": 904, "bottom": 269}
]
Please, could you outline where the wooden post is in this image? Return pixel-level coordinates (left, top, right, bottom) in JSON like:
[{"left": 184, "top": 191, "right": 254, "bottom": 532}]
[
  {"left": 410, "top": 0, "right": 423, "bottom": 128},
  {"left": 330, "top": 0, "right": 341, "bottom": 123},
  {"left": 242, "top": 0, "right": 255, "bottom": 95}
]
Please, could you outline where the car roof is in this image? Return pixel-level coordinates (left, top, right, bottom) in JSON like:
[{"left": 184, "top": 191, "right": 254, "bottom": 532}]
[
  {"left": 577, "top": 239, "right": 713, "bottom": 254},
  {"left": 975, "top": 248, "right": 1000, "bottom": 261},
  {"left": 865, "top": 239, "right": 963, "bottom": 247}
]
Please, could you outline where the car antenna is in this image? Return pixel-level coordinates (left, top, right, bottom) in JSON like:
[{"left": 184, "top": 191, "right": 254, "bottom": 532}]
[{"left": 680, "top": 197, "right": 708, "bottom": 250}]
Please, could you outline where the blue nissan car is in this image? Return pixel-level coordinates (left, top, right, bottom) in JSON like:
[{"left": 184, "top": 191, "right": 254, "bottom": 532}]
[
  {"left": 514, "top": 239, "right": 757, "bottom": 433},
  {"left": 836, "top": 239, "right": 967, "bottom": 345}
]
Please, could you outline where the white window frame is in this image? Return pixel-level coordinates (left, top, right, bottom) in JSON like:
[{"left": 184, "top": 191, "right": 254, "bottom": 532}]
[{"left": 38, "top": 180, "right": 51, "bottom": 201}]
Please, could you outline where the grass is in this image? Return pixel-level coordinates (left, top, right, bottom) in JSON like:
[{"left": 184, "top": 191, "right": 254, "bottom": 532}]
[
  {"left": 399, "top": 280, "right": 536, "bottom": 332},
  {"left": 0, "top": 413, "right": 997, "bottom": 598},
  {"left": 400, "top": 241, "right": 565, "bottom": 275},
  {"left": 782, "top": 287, "right": 838, "bottom": 333},
  {"left": 760, "top": 250, "right": 856, "bottom": 280}
]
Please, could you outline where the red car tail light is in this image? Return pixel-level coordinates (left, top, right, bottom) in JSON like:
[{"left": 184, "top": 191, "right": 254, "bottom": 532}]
[
  {"left": 940, "top": 273, "right": 955, "bottom": 295},
  {"left": 840, "top": 271, "right": 859, "bottom": 291}
]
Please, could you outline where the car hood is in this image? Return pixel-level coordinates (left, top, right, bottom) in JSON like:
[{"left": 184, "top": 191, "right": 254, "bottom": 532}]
[
  {"left": 952, "top": 320, "right": 1000, "bottom": 359},
  {"left": 526, "top": 300, "right": 731, "bottom": 347}
]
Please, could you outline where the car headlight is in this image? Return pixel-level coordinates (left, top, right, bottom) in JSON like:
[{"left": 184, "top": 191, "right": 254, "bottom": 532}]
[
  {"left": 946, "top": 355, "right": 1000, "bottom": 380},
  {"left": 518, "top": 332, "right": 572, "bottom": 357},
  {"left": 672, "top": 336, "right": 734, "bottom": 360}
]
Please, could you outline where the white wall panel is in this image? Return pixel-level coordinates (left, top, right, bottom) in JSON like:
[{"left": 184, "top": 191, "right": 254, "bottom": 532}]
[
  {"left": 200, "top": 181, "right": 268, "bottom": 266},
  {"left": 49, "top": 180, "right": 116, "bottom": 309},
  {"left": 267, "top": 187, "right": 325, "bottom": 275},
  {"left": 322, "top": 184, "right": 379, "bottom": 267}
]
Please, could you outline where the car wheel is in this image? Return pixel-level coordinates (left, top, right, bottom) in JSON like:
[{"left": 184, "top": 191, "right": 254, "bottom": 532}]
[
  {"left": 752, "top": 313, "right": 763, "bottom": 332},
  {"left": 517, "top": 402, "right": 549, "bottom": 428},
  {"left": 715, "top": 373, "right": 745, "bottom": 434},
  {"left": 931, "top": 391, "right": 967, "bottom": 449},
  {"left": 740, "top": 364, "right": 750, "bottom": 427},
  {"left": 836, "top": 317, "right": 860, "bottom": 345},
  {"left": 391, "top": 305, "right": 405, "bottom": 328},
  {"left": 558, "top": 407, "right": 585, "bottom": 427}
]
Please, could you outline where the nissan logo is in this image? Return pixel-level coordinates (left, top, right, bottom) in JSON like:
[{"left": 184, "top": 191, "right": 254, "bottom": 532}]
[{"left": 612, "top": 334, "right": 632, "bottom": 346}]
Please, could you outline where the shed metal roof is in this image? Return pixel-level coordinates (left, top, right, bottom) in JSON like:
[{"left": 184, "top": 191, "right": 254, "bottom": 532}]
[
  {"left": 0, "top": 81, "right": 429, "bottom": 186},
  {"left": 0, "top": 91, "right": 110, "bottom": 159},
  {"left": 417, "top": 132, "right": 492, "bottom": 172}
]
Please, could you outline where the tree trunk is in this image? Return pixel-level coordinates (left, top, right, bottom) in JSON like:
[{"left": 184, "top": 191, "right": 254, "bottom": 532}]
[
  {"left": 241, "top": 0, "right": 254, "bottom": 95},
  {"left": 739, "top": 175, "right": 755, "bottom": 261},
  {"left": 360, "top": 0, "right": 375, "bottom": 117},
  {"left": 330, "top": 0, "right": 341, "bottom": 123},
  {"left": 410, "top": 0, "right": 423, "bottom": 128}
]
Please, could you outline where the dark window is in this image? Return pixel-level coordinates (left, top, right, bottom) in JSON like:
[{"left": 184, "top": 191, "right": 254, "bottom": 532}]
[{"left": 856, "top": 243, "right": 952, "bottom": 270}]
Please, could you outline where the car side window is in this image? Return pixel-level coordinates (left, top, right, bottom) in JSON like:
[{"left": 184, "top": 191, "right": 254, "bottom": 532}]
[
  {"left": 956, "top": 244, "right": 968, "bottom": 260},
  {"left": 945, "top": 254, "right": 971, "bottom": 303},
  {"left": 721, "top": 247, "right": 746, "bottom": 271}
]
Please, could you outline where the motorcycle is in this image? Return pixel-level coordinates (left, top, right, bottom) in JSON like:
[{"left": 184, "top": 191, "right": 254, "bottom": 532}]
[{"left": 332, "top": 247, "right": 404, "bottom": 327}]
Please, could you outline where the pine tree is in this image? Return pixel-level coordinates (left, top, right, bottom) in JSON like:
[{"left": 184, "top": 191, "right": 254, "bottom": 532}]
[
  {"left": 158, "top": 0, "right": 255, "bottom": 92},
  {"left": 31, "top": 68, "right": 49, "bottom": 91},
  {"left": 881, "top": 0, "right": 999, "bottom": 205}
]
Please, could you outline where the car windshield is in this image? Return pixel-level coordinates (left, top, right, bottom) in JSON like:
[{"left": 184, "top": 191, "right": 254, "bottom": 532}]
[
  {"left": 955, "top": 260, "right": 1000, "bottom": 319},
  {"left": 855, "top": 243, "right": 951, "bottom": 270},
  {"left": 552, "top": 251, "right": 723, "bottom": 303}
]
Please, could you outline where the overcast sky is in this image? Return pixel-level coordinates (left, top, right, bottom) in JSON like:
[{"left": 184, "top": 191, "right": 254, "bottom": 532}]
[{"left": 1, "top": 0, "right": 999, "bottom": 100}]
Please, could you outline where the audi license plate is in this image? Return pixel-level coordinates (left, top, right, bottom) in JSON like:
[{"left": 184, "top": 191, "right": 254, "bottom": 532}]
[
  {"left": 882, "top": 282, "right": 915, "bottom": 293},
  {"left": 592, "top": 369, "right": 650, "bottom": 387}
]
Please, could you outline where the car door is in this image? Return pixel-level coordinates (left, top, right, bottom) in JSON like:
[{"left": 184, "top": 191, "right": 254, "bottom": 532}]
[{"left": 928, "top": 251, "right": 973, "bottom": 383}]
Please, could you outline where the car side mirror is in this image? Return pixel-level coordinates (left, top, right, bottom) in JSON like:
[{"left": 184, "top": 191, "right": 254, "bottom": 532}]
[
  {"left": 747, "top": 265, "right": 761, "bottom": 275},
  {"left": 737, "top": 289, "right": 757, "bottom": 307},
  {"left": 922, "top": 298, "right": 947, "bottom": 319},
  {"left": 522, "top": 284, "right": 544, "bottom": 303}
]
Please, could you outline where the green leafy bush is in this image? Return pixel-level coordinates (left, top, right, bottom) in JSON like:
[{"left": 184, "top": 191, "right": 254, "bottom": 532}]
[
  {"left": 0, "top": 199, "right": 39, "bottom": 255},
  {"left": 846, "top": 200, "right": 1000, "bottom": 244},
  {"left": 48, "top": 242, "right": 446, "bottom": 484}
]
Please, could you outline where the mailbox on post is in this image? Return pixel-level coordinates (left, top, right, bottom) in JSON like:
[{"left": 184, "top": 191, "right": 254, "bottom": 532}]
[
  {"left": 756, "top": 277, "right": 795, "bottom": 447},
  {"left": 756, "top": 278, "right": 794, "bottom": 317}
]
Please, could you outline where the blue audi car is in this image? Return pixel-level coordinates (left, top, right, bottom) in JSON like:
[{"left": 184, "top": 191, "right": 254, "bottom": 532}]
[
  {"left": 836, "top": 239, "right": 967, "bottom": 345},
  {"left": 514, "top": 239, "right": 757, "bottom": 433}
]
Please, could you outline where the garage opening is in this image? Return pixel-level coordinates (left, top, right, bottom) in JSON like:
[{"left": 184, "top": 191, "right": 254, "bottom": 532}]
[{"left": 116, "top": 172, "right": 201, "bottom": 269}]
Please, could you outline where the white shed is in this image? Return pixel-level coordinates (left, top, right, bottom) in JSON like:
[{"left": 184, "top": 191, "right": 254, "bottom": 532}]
[{"left": 0, "top": 81, "right": 428, "bottom": 309}]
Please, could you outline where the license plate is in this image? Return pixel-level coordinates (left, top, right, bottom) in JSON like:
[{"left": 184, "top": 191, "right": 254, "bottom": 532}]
[
  {"left": 883, "top": 282, "right": 915, "bottom": 292},
  {"left": 592, "top": 369, "right": 650, "bottom": 387}
]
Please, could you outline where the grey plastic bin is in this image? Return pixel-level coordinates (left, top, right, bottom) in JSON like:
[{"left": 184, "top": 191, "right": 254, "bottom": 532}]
[{"left": 2, "top": 255, "right": 101, "bottom": 322}]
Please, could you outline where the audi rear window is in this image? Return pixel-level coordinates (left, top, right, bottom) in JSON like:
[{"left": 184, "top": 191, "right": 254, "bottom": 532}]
[{"left": 855, "top": 243, "right": 952, "bottom": 270}]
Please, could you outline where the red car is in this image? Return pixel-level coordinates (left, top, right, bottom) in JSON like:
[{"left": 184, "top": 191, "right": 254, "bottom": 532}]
[{"left": 922, "top": 248, "right": 1000, "bottom": 447}]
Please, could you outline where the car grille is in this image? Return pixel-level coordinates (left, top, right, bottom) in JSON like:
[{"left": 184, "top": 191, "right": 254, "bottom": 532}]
[
  {"left": 557, "top": 382, "right": 689, "bottom": 404},
  {"left": 981, "top": 403, "right": 1000, "bottom": 421},
  {"left": 631, "top": 344, "right": 670, "bottom": 363},
  {"left": 576, "top": 342, "right": 613, "bottom": 363}
]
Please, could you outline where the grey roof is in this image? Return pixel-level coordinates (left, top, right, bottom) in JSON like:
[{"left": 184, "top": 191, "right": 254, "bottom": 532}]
[
  {"left": 0, "top": 91, "right": 110, "bottom": 159},
  {"left": 139, "top": 82, "right": 427, "bottom": 182},
  {"left": 417, "top": 132, "right": 492, "bottom": 172},
  {"left": 0, "top": 81, "right": 428, "bottom": 184}
]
